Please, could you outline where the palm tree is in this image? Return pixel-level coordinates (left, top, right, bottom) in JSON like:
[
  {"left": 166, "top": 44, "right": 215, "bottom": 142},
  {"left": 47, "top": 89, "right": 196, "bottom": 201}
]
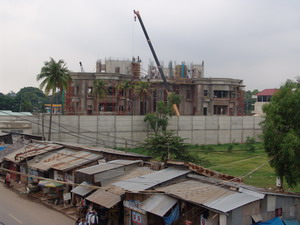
[
  {"left": 37, "top": 58, "right": 71, "bottom": 141},
  {"left": 134, "top": 81, "right": 151, "bottom": 115},
  {"left": 93, "top": 80, "right": 108, "bottom": 114},
  {"left": 116, "top": 80, "right": 133, "bottom": 113}
]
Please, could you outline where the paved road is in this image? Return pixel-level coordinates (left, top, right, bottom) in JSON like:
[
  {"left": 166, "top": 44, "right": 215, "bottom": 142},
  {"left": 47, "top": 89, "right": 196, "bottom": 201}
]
[{"left": 0, "top": 184, "right": 74, "bottom": 225}]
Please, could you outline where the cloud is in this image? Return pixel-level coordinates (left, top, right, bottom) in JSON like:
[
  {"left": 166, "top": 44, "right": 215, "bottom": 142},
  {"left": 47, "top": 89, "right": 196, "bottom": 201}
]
[{"left": 1, "top": 0, "right": 300, "bottom": 93}]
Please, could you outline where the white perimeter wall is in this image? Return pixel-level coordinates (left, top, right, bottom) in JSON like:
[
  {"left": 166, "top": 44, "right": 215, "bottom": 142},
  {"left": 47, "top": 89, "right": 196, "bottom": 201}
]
[{"left": 31, "top": 115, "right": 264, "bottom": 148}]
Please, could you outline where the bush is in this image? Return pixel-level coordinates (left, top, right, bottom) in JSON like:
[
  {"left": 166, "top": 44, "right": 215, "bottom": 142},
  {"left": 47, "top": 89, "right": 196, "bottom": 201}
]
[
  {"left": 227, "top": 144, "right": 234, "bottom": 153},
  {"left": 245, "top": 136, "right": 256, "bottom": 152}
]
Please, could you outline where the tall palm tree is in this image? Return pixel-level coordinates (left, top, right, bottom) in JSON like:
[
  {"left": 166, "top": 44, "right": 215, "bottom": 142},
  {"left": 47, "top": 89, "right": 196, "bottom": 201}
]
[
  {"left": 93, "top": 80, "right": 108, "bottom": 114},
  {"left": 134, "top": 81, "right": 151, "bottom": 115},
  {"left": 37, "top": 58, "right": 71, "bottom": 141},
  {"left": 116, "top": 80, "right": 133, "bottom": 113}
]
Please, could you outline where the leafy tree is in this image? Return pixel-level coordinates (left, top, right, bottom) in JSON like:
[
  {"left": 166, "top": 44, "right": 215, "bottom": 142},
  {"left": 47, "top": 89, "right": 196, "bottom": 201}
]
[
  {"left": 143, "top": 131, "right": 191, "bottom": 162},
  {"left": 93, "top": 80, "right": 108, "bottom": 114},
  {"left": 133, "top": 81, "right": 151, "bottom": 115},
  {"left": 116, "top": 80, "right": 133, "bottom": 113},
  {"left": 244, "top": 89, "right": 259, "bottom": 115},
  {"left": 16, "top": 87, "right": 48, "bottom": 112},
  {"left": 262, "top": 79, "right": 300, "bottom": 188},
  {"left": 37, "top": 58, "right": 71, "bottom": 141}
]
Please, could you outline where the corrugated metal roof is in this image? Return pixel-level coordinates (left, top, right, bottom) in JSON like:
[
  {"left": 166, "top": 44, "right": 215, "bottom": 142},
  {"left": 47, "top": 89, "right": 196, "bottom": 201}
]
[
  {"left": 76, "top": 160, "right": 142, "bottom": 175},
  {"left": 158, "top": 180, "right": 264, "bottom": 213},
  {"left": 206, "top": 192, "right": 262, "bottom": 212},
  {"left": 0, "top": 110, "right": 33, "bottom": 116},
  {"left": 54, "top": 142, "right": 151, "bottom": 158},
  {"left": 71, "top": 181, "right": 95, "bottom": 196},
  {"left": 4, "top": 143, "right": 63, "bottom": 163},
  {"left": 140, "top": 194, "right": 178, "bottom": 217},
  {"left": 113, "top": 168, "right": 190, "bottom": 192},
  {"left": 27, "top": 148, "right": 103, "bottom": 172},
  {"left": 86, "top": 189, "right": 121, "bottom": 208}
]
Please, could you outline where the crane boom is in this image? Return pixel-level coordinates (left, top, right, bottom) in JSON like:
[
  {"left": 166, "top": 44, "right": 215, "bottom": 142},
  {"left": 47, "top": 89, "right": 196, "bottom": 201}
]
[
  {"left": 134, "top": 10, "right": 180, "bottom": 116},
  {"left": 133, "top": 10, "right": 170, "bottom": 92}
]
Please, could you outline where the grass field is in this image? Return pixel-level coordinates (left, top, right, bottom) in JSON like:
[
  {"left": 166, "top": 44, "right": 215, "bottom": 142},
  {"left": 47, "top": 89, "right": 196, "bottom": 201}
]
[{"left": 123, "top": 142, "right": 300, "bottom": 193}]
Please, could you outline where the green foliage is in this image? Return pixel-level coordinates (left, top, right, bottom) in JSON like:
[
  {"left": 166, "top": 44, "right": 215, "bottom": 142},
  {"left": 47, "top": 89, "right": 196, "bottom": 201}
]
[
  {"left": 262, "top": 79, "right": 300, "bottom": 187},
  {"left": 245, "top": 136, "right": 256, "bottom": 152},
  {"left": 37, "top": 58, "right": 71, "bottom": 95},
  {"left": 244, "top": 89, "right": 259, "bottom": 115},
  {"left": 144, "top": 101, "right": 173, "bottom": 133},
  {"left": 0, "top": 87, "right": 48, "bottom": 112},
  {"left": 167, "top": 93, "right": 182, "bottom": 105},
  {"left": 93, "top": 80, "right": 108, "bottom": 99},
  {"left": 143, "top": 131, "right": 192, "bottom": 162},
  {"left": 227, "top": 144, "right": 234, "bottom": 153}
]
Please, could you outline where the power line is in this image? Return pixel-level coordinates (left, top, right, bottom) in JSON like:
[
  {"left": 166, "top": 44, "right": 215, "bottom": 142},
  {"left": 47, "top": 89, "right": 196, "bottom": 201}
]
[{"left": 1, "top": 110, "right": 140, "bottom": 148}]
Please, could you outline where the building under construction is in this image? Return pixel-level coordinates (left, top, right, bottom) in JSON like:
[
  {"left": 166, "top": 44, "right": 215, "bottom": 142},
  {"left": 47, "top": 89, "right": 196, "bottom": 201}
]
[{"left": 65, "top": 58, "right": 245, "bottom": 116}]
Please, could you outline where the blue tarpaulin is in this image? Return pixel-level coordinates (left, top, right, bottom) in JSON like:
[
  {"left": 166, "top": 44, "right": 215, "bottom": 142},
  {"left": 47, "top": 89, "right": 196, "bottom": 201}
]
[
  {"left": 252, "top": 217, "right": 284, "bottom": 225},
  {"left": 283, "top": 219, "right": 300, "bottom": 225},
  {"left": 0, "top": 146, "right": 6, "bottom": 151},
  {"left": 163, "top": 203, "right": 180, "bottom": 225}
]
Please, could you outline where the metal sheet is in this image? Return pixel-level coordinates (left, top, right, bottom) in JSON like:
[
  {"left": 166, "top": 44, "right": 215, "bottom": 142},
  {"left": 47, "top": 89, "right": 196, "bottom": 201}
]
[
  {"left": 159, "top": 180, "right": 263, "bottom": 213},
  {"left": 71, "top": 181, "right": 95, "bottom": 197},
  {"left": 140, "top": 194, "right": 178, "bottom": 217},
  {"left": 76, "top": 160, "right": 141, "bottom": 175},
  {"left": 86, "top": 189, "right": 121, "bottom": 208},
  {"left": 206, "top": 192, "right": 262, "bottom": 213},
  {"left": 4, "top": 143, "right": 63, "bottom": 163},
  {"left": 27, "top": 148, "right": 103, "bottom": 172},
  {"left": 113, "top": 168, "right": 190, "bottom": 192}
]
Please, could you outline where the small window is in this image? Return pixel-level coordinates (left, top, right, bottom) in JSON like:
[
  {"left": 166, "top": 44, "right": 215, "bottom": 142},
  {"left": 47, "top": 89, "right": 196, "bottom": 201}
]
[
  {"left": 204, "top": 90, "right": 208, "bottom": 97},
  {"left": 87, "top": 87, "right": 93, "bottom": 95},
  {"left": 203, "top": 107, "right": 207, "bottom": 116},
  {"left": 108, "top": 86, "right": 114, "bottom": 96}
]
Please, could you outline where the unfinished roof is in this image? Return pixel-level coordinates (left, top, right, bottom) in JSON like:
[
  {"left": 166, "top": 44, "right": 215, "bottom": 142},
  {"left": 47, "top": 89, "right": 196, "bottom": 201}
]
[
  {"left": 140, "top": 194, "right": 178, "bottom": 217},
  {"left": 4, "top": 143, "right": 63, "bottom": 163},
  {"left": 158, "top": 180, "right": 264, "bottom": 213},
  {"left": 27, "top": 148, "right": 103, "bottom": 172},
  {"left": 71, "top": 181, "right": 95, "bottom": 197},
  {"left": 76, "top": 160, "right": 142, "bottom": 175},
  {"left": 113, "top": 167, "right": 190, "bottom": 192},
  {"left": 86, "top": 189, "right": 121, "bottom": 209}
]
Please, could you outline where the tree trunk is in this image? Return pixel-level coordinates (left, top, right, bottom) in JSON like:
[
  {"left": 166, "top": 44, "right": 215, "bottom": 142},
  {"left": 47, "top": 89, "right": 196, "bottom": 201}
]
[{"left": 48, "top": 92, "right": 53, "bottom": 141}]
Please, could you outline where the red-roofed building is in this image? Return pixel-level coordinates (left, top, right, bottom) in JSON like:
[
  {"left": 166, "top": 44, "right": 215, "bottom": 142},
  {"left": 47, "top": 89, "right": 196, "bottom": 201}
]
[{"left": 252, "top": 89, "right": 278, "bottom": 116}]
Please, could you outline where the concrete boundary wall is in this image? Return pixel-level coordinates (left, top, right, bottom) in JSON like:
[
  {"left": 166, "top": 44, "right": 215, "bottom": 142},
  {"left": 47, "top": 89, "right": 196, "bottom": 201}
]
[{"left": 31, "top": 115, "right": 264, "bottom": 148}]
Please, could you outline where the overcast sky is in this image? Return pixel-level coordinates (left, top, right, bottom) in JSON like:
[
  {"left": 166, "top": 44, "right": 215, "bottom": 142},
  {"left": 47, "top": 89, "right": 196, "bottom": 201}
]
[{"left": 1, "top": 0, "right": 300, "bottom": 94}]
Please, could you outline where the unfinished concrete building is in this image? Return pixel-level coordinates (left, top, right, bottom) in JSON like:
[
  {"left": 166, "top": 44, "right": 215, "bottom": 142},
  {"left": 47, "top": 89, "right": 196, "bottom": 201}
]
[{"left": 65, "top": 58, "right": 245, "bottom": 116}]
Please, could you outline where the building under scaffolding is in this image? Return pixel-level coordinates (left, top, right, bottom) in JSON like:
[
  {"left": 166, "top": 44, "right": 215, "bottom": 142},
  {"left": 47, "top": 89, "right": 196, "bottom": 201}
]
[{"left": 65, "top": 58, "right": 244, "bottom": 116}]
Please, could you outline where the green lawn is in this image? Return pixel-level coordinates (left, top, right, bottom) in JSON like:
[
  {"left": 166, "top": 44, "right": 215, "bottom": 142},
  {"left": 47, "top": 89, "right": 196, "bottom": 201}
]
[{"left": 121, "top": 142, "right": 300, "bottom": 193}]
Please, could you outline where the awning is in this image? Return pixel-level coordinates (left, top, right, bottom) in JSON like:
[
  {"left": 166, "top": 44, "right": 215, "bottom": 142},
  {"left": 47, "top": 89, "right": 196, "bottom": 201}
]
[
  {"left": 140, "top": 194, "right": 178, "bottom": 217},
  {"left": 86, "top": 189, "right": 121, "bottom": 209},
  {"left": 38, "top": 180, "right": 64, "bottom": 188},
  {"left": 71, "top": 181, "right": 95, "bottom": 197}
]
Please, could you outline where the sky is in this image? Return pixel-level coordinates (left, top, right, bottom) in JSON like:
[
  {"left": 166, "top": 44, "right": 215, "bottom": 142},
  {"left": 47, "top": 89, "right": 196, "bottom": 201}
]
[{"left": 1, "top": 0, "right": 300, "bottom": 94}]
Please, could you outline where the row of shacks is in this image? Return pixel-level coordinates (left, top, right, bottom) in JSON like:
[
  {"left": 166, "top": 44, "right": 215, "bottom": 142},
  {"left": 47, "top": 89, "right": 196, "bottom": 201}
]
[{"left": 0, "top": 138, "right": 300, "bottom": 225}]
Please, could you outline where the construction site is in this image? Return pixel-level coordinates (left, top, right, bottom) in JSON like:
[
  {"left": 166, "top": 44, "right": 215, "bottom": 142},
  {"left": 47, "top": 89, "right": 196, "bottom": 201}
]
[{"left": 65, "top": 11, "right": 245, "bottom": 116}]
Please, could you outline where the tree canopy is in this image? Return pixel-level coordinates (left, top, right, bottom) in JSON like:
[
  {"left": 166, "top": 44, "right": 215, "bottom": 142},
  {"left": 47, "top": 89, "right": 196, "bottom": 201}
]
[
  {"left": 262, "top": 79, "right": 300, "bottom": 187},
  {"left": 0, "top": 87, "right": 48, "bottom": 112},
  {"left": 37, "top": 58, "right": 71, "bottom": 141}
]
